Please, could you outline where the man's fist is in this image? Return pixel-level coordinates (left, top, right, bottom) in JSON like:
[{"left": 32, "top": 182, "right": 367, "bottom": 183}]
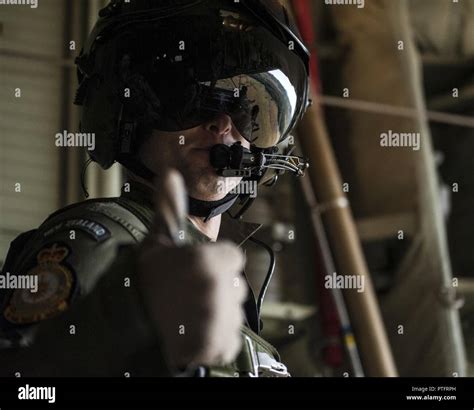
[
  {"left": 136, "top": 169, "right": 248, "bottom": 368},
  {"left": 138, "top": 241, "right": 247, "bottom": 367}
]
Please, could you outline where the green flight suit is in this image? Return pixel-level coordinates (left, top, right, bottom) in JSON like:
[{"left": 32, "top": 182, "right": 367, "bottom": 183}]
[{"left": 0, "top": 181, "right": 288, "bottom": 377}]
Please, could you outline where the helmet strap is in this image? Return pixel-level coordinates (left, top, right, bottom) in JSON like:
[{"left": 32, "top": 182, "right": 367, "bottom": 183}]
[{"left": 188, "top": 194, "right": 240, "bottom": 222}]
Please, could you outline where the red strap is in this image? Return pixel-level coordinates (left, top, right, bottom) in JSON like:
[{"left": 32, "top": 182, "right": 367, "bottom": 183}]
[{"left": 291, "top": 0, "right": 321, "bottom": 94}]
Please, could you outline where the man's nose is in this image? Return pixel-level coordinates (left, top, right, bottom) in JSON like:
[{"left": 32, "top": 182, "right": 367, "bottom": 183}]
[{"left": 204, "top": 114, "right": 237, "bottom": 145}]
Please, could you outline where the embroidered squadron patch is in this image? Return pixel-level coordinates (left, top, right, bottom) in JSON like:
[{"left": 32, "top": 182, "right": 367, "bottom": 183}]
[
  {"left": 43, "top": 219, "right": 110, "bottom": 242},
  {"left": 4, "top": 243, "right": 74, "bottom": 325}
]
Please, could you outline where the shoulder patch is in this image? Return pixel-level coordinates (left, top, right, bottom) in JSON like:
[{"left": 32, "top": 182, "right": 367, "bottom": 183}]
[
  {"left": 43, "top": 218, "right": 111, "bottom": 242},
  {"left": 3, "top": 243, "right": 75, "bottom": 325}
]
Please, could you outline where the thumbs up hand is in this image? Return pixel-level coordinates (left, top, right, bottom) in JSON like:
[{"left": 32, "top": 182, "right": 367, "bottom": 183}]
[{"left": 137, "top": 168, "right": 248, "bottom": 369}]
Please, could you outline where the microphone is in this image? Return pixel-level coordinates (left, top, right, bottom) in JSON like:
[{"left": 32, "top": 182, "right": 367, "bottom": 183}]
[
  {"left": 210, "top": 143, "right": 308, "bottom": 178},
  {"left": 210, "top": 143, "right": 262, "bottom": 177}
]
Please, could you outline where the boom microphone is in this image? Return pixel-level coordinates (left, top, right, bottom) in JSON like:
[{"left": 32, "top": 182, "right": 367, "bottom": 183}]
[{"left": 210, "top": 143, "right": 308, "bottom": 178}]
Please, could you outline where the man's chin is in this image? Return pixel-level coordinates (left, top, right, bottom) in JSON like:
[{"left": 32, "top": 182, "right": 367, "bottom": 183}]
[
  {"left": 186, "top": 174, "right": 226, "bottom": 202},
  {"left": 189, "top": 187, "right": 228, "bottom": 202},
  {"left": 182, "top": 162, "right": 241, "bottom": 201}
]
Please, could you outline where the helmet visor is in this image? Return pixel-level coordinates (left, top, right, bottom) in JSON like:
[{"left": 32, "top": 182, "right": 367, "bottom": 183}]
[
  {"left": 164, "top": 70, "right": 298, "bottom": 148},
  {"left": 102, "top": 2, "right": 309, "bottom": 148}
]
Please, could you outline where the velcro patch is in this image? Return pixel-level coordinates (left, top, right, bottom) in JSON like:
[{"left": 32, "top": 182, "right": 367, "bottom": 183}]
[{"left": 44, "top": 219, "right": 110, "bottom": 242}]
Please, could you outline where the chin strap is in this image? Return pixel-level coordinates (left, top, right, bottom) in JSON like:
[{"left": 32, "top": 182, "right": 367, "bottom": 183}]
[
  {"left": 188, "top": 194, "right": 239, "bottom": 222},
  {"left": 118, "top": 155, "right": 240, "bottom": 221}
]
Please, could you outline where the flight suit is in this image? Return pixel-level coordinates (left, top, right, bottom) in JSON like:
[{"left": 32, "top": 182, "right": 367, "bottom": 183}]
[{"left": 0, "top": 181, "right": 289, "bottom": 377}]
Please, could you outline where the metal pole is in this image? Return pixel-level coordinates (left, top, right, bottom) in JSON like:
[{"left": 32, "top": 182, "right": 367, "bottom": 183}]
[{"left": 297, "top": 102, "right": 398, "bottom": 376}]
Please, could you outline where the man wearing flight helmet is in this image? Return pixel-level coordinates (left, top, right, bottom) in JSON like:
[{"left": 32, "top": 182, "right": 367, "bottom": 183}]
[{"left": 0, "top": 0, "right": 309, "bottom": 377}]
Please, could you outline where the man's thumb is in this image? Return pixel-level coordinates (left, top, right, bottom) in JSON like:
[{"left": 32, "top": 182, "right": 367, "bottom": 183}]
[{"left": 153, "top": 168, "right": 188, "bottom": 245}]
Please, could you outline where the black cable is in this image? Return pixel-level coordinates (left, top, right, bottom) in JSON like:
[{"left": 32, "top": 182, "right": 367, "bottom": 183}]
[
  {"left": 80, "top": 157, "right": 93, "bottom": 199},
  {"left": 249, "top": 236, "right": 276, "bottom": 316},
  {"left": 230, "top": 197, "right": 256, "bottom": 219}
]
